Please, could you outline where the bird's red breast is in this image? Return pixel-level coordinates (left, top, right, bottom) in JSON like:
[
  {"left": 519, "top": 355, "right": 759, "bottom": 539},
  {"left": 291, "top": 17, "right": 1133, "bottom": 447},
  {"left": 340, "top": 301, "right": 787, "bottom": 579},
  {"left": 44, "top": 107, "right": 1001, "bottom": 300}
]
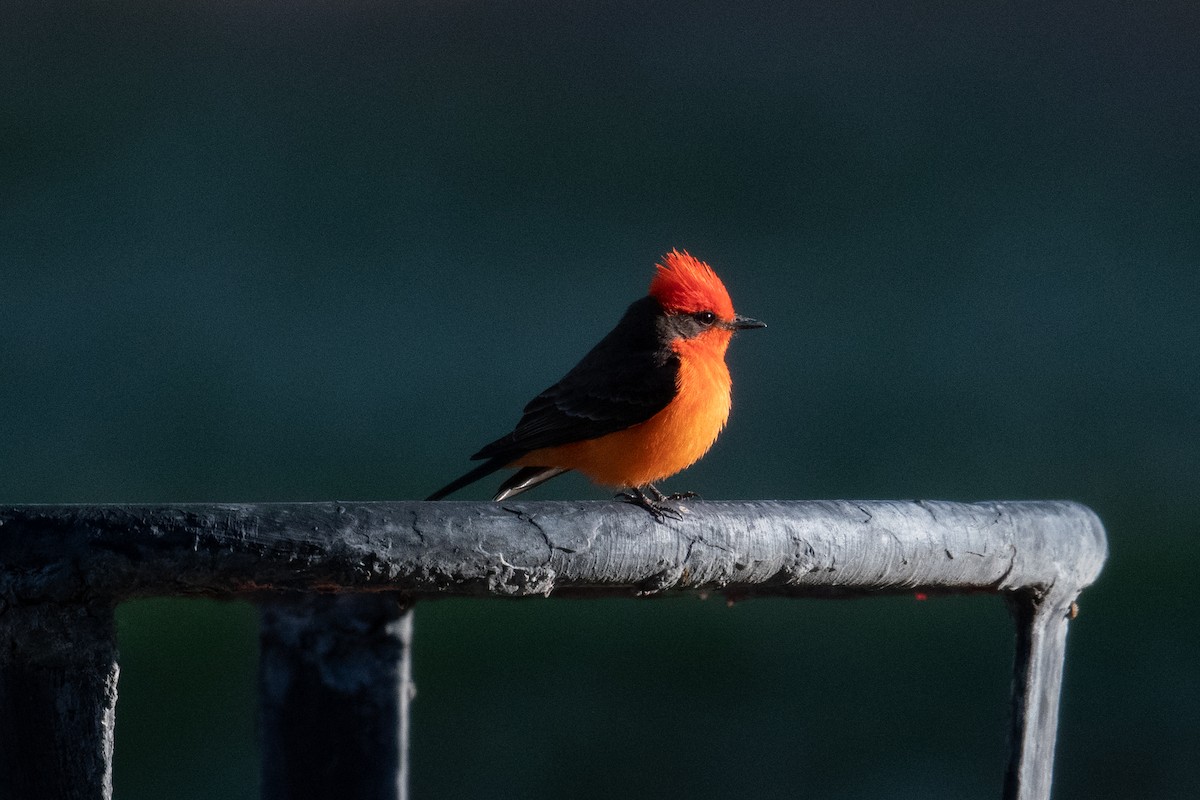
[{"left": 513, "top": 343, "right": 732, "bottom": 487}]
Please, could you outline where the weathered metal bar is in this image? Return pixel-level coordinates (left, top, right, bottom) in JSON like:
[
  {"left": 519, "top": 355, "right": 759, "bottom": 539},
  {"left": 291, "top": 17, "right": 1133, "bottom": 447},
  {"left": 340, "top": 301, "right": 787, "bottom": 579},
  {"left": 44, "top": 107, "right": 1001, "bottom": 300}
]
[
  {"left": 1003, "top": 589, "right": 1078, "bottom": 800},
  {"left": 0, "top": 500, "right": 1107, "bottom": 601},
  {"left": 260, "top": 594, "right": 414, "bottom": 800},
  {"left": 0, "top": 601, "right": 119, "bottom": 800}
]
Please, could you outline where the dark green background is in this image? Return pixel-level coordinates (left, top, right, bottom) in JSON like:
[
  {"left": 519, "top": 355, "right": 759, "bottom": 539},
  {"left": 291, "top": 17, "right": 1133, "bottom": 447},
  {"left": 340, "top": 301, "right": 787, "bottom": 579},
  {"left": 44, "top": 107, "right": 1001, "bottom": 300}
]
[{"left": 3, "top": 2, "right": 1196, "bottom": 798}]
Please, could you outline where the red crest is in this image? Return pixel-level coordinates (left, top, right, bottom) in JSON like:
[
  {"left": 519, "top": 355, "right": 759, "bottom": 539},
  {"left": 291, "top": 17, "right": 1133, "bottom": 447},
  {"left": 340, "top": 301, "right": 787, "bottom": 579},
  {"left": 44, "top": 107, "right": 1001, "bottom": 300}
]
[{"left": 648, "top": 250, "right": 735, "bottom": 319}]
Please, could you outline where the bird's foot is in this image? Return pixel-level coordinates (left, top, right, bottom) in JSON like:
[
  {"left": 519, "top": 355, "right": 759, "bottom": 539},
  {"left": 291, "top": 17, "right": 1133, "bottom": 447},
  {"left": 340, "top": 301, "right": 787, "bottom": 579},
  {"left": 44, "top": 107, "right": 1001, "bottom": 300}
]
[
  {"left": 645, "top": 485, "right": 701, "bottom": 502},
  {"left": 615, "top": 487, "right": 684, "bottom": 523}
]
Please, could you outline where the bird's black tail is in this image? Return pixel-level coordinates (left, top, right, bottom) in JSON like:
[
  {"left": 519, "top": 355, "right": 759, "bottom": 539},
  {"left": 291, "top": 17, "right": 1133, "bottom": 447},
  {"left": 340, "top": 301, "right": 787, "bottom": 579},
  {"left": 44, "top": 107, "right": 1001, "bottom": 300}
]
[{"left": 425, "top": 456, "right": 511, "bottom": 500}]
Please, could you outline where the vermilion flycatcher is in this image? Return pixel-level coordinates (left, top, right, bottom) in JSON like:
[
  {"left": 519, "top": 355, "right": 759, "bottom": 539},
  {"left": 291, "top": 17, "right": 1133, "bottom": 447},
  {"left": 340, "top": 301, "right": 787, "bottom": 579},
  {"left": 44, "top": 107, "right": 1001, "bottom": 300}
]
[{"left": 427, "top": 250, "right": 764, "bottom": 519}]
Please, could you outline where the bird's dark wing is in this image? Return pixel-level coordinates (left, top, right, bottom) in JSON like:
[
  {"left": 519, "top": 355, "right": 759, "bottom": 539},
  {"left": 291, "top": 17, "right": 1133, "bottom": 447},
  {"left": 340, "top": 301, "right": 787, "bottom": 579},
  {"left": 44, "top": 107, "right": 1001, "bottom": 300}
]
[{"left": 471, "top": 296, "right": 678, "bottom": 463}]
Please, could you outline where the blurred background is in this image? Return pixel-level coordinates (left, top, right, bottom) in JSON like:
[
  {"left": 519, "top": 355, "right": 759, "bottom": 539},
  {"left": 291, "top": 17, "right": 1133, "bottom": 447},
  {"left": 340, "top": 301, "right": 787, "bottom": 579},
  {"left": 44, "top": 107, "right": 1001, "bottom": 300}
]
[{"left": 2, "top": 1, "right": 1196, "bottom": 798}]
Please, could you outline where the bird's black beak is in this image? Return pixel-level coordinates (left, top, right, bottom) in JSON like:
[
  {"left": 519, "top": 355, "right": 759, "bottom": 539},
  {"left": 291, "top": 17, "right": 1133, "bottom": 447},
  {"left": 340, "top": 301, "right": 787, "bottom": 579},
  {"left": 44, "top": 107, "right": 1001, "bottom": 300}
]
[{"left": 731, "top": 314, "right": 766, "bottom": 330}]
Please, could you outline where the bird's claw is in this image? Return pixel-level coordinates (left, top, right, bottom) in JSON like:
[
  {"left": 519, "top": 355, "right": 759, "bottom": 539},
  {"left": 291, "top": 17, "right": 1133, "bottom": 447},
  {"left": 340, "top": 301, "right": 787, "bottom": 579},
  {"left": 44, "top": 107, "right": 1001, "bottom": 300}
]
[
  {"left": 644, "top": 484, "right": 700, "bottom": 502},
  {"left": 645, "top": 485, "right": 700, "bottom": 503},
  {"left": 616, "top": 488, "right": 686, "bottom": 523}
]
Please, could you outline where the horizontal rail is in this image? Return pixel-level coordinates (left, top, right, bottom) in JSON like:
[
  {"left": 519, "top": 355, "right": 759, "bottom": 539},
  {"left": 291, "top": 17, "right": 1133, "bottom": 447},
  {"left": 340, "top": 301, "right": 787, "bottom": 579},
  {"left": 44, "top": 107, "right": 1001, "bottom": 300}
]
[{"left": 0, "top": 500, "right": 1105, "bottom": 601}]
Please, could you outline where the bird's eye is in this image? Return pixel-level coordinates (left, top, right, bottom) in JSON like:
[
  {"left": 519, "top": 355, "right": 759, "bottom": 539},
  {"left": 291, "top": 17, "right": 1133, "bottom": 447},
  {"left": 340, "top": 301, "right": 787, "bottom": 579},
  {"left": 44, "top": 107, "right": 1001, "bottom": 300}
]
[{"left": 695, "top": 311, "right": 717, "bottom": 326}]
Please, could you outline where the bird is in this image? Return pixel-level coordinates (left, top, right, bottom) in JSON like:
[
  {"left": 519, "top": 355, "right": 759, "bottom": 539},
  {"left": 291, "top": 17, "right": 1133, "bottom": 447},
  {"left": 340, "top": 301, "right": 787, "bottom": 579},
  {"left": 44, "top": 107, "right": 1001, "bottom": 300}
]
[{"left": 426, "top": 249, "right": 765, "bottom": 520}]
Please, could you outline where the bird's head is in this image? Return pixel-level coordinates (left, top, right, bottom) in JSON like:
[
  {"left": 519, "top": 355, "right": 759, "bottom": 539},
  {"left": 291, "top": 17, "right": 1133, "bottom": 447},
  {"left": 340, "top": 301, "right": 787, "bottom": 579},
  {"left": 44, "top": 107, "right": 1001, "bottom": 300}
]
[{"left": 649, "top": 250, "right": 765, "bottom": 350}]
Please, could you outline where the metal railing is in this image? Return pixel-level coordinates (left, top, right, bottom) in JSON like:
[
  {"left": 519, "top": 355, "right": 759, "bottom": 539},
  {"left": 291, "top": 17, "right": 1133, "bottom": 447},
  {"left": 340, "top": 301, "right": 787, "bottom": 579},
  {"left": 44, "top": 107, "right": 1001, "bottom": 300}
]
[{"left": 0, "top": 499, "right": 1107, "bottom": 800}]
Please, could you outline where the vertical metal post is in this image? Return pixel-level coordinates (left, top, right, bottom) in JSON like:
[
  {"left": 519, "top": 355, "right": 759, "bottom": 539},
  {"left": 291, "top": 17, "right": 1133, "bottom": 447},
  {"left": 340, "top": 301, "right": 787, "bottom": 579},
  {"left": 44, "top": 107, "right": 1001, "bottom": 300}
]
[
  {"left": 0, "top": 602, "right": 120, "bottom": 800},
  {"left": 259, "top": 594, "right": 414, "bottom": 800},
  {"left": 1003, "top": 590, "right": 1077, "bottom": 800}
]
